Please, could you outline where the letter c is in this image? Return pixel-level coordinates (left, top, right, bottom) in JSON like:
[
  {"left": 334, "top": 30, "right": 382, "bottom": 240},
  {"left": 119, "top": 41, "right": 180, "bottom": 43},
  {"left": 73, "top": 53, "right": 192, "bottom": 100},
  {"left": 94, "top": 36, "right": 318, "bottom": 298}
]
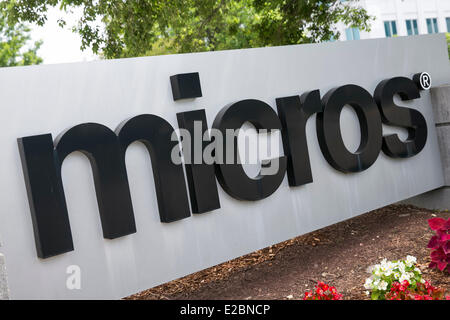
[{"left": 212, "top": 99, "right": 287, "bottom": 201}]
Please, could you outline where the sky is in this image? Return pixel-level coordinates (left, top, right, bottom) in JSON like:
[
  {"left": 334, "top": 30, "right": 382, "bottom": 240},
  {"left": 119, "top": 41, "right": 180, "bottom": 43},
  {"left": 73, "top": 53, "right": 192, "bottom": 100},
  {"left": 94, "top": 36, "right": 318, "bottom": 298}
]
[{"left": 29, "top": 7, "right": 98, "bottom": 64}]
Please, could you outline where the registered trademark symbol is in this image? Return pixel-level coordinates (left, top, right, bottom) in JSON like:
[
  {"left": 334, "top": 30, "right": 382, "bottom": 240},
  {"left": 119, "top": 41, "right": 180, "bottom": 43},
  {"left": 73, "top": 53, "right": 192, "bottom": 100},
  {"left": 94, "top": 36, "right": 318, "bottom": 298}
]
[{"left": 413, "top": 72, "right": 432, "bottom": 90}]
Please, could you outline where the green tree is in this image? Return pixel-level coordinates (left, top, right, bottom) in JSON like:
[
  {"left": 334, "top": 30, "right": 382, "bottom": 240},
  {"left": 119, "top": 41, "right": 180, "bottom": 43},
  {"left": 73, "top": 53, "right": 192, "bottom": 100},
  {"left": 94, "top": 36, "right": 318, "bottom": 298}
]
[
  {"left": 0, "top": 13, "right": 42, "bottom": 66},
  {"left": 1, "top": 0, "right": 371, "bottom": 59},
  {"left": 447, "top": 33, "right": 450, "bottom": 59}
]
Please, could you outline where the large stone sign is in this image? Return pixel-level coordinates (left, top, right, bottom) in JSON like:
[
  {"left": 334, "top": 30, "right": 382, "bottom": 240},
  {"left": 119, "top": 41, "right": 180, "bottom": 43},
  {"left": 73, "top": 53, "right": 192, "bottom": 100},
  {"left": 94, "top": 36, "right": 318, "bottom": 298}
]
[{"left": 0, "top": 34, "right": 448, "bottom": 299}]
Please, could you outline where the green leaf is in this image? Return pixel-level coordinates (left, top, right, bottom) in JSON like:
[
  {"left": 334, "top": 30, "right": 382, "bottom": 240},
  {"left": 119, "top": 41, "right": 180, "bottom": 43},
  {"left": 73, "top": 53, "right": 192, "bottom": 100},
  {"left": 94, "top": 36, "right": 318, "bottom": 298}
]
[
  {"left": 1, "top": 0, "right": 372, "bottom": 59},
  {"left": 0, "top": 9, "right": 42, "bottom": 67}
]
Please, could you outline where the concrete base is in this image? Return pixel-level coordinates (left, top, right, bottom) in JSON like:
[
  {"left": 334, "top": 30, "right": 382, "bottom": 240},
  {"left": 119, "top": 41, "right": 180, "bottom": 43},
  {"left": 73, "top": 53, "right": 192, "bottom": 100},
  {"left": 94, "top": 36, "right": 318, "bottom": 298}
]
[
  {"left": 403, "top": 85, "right": 450, "bottom": 211},
  {"left": 430, "top": 85, "right": 450, "bottom": 124},
  {"left": 400, "top": 187, "right": 450, "bottom": 211},
  {"left": 0, "top": 254, "right": 9, "bottom": 300},
  {"left": 436, "top": 126, "right": 450, "bottom": 186}
]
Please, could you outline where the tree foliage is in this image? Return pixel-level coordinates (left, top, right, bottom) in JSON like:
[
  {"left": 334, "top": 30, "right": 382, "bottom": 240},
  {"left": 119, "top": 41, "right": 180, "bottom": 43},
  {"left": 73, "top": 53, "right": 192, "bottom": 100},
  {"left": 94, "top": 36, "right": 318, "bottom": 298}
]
[
  {"left": 447, "top": 33, "right": 450, "bottom": 59},
  {"left": 1, "top": 0, "right": 372, "bottom": 59},
  {"left": 0, "top": 12, "right": 42, "bottom": 66}
]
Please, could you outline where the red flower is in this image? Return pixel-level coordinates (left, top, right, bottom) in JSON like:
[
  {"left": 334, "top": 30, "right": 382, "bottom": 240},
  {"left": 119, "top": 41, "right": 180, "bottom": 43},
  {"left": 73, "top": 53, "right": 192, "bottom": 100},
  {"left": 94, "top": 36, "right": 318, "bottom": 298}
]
[
  {"left": 385, "top": 280, "right": 448, "bottom": 300},
  {"left": 303, "top": 282, "right": 343, "bottom": 300},
  {"left": 444, "top": 241, "right": 450, "bottom": 255},
  {"left": 427, "top": 217, "right": 450, "bottom": 274},
  {"left": 428, "top": 218, "right": 447, "bottom": 231},
  {"left": 428, "top": 236, "right": 440, "bottom": 249}
]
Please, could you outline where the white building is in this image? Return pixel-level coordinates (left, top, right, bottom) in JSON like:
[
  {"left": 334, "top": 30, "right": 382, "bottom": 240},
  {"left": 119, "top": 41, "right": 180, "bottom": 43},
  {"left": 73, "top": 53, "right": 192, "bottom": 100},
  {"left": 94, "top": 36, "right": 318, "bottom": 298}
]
[{"left": 337, "top": 0, "right": 450, "bottom": 41}]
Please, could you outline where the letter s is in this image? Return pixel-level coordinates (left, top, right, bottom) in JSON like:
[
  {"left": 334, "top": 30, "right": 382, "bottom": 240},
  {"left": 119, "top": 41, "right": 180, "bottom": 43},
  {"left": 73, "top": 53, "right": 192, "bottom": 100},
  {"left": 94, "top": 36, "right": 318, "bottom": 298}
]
[{"left": 374, "top": 77, "right": 427, "bottom": 158}]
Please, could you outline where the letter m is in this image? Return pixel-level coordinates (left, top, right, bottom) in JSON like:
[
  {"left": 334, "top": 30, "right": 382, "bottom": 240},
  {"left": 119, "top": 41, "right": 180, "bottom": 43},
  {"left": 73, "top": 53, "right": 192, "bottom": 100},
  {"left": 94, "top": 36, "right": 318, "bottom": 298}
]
[{"left": 18, "top": 123, "right": 136, "bottom": 258}]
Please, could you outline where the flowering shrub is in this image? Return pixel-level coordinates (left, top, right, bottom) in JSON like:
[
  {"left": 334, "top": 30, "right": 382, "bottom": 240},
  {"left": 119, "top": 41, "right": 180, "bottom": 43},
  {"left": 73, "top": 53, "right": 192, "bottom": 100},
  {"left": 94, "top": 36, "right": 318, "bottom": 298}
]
[
  {"left": 303, "top": 282, "right": 343, "bottom": 300},
  {"left": 427, "top": 217, "right": 450, "bottom": 273},
  {"left": 364, "top": 256, "right": 423, "bottom": 300},
  {"left": 385, "top": 280, "right": 450, "bottom": 300}
]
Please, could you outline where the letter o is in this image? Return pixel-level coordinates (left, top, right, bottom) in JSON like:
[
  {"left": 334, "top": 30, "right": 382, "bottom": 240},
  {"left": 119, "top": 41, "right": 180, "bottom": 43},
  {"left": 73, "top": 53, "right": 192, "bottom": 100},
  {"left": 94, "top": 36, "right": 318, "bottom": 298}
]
[{"left": 316, "top": 85, "right": 382, "bottom": 173}]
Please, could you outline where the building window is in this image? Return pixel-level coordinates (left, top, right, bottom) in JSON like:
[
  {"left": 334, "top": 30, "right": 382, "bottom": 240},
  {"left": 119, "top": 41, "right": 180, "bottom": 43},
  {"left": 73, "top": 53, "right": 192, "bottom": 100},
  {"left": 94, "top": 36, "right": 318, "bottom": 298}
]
[
  {"left": 446, "top": 17, "right": 450, "bottom": 32},
  {"left": 384, "top": 21, "right": 397, "bottom": 37},
  {"left": 426, "top": 18, "right": 439, "bottom": 34},
  {"left": 345, "top": 28, "right": 360, "bottom": 40},
  {"left": 406, "top": 19, "right": 419, "bottom": 35}
]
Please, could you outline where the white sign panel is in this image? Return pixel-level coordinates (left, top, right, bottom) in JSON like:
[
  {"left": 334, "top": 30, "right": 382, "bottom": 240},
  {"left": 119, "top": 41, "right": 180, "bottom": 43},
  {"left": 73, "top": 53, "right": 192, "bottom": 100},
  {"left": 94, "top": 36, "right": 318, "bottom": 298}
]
[{"left": 0, "top": 34, "right": 448, "bottom": 299}]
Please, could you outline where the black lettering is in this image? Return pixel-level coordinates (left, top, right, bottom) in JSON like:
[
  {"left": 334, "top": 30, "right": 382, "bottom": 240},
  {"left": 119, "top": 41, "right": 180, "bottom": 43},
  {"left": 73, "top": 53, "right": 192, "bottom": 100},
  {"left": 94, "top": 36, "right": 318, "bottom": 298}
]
[
  {"left": 316, "top": 85, "right": 383, "bottom": 173},
  {"left": 276, "top": 90, "right": 322, "bottom": 186},
  {"left": 374, "top": 77, "right": 427, "bottom": 158},
  {"left": 177, "top": 110, "right": 221, "bottom": 213},
  {"left": 117, "top": 114, "right": 191, "bottom": 222},
  {"left": 18, "top": 123, "right": 137, "bottom": 258},
  {"left": 212, "top": 99, "right": 287, "bottom": 200}
]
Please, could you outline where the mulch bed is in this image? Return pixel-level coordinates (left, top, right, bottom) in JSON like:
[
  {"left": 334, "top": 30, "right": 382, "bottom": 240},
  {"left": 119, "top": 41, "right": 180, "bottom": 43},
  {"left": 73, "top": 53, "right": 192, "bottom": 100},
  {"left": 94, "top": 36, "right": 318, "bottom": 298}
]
[{"left": 126, "top": 204, "right": 450, "bottom": 300}]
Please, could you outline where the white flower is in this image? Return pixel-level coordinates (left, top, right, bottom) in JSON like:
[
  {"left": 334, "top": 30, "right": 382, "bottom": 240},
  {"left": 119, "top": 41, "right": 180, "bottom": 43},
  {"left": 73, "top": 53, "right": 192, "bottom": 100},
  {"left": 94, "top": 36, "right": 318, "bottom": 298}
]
[
  {"left": 378, "top": 281, "right": 388, "bottom": 291},
  {"left": 406, "top": 255, "right": 417, "bottom": 267},
  {"left": 365, "top": 258, "right": 419, "bottom": 291},
  {"left": 379, "top": 261, "right": 394, "bottom": 276},
  {"left": 365, "top": 291, "right": 370, "bottom": 296},
  {"left": 399, "top": 273, "right": 410, "bottom": 283},
  {"left": 373, "top": 279, "right": 380, "bottom": 289},
  {"left": 364, "top": 278, "right": 373, "bottom": 289}
]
